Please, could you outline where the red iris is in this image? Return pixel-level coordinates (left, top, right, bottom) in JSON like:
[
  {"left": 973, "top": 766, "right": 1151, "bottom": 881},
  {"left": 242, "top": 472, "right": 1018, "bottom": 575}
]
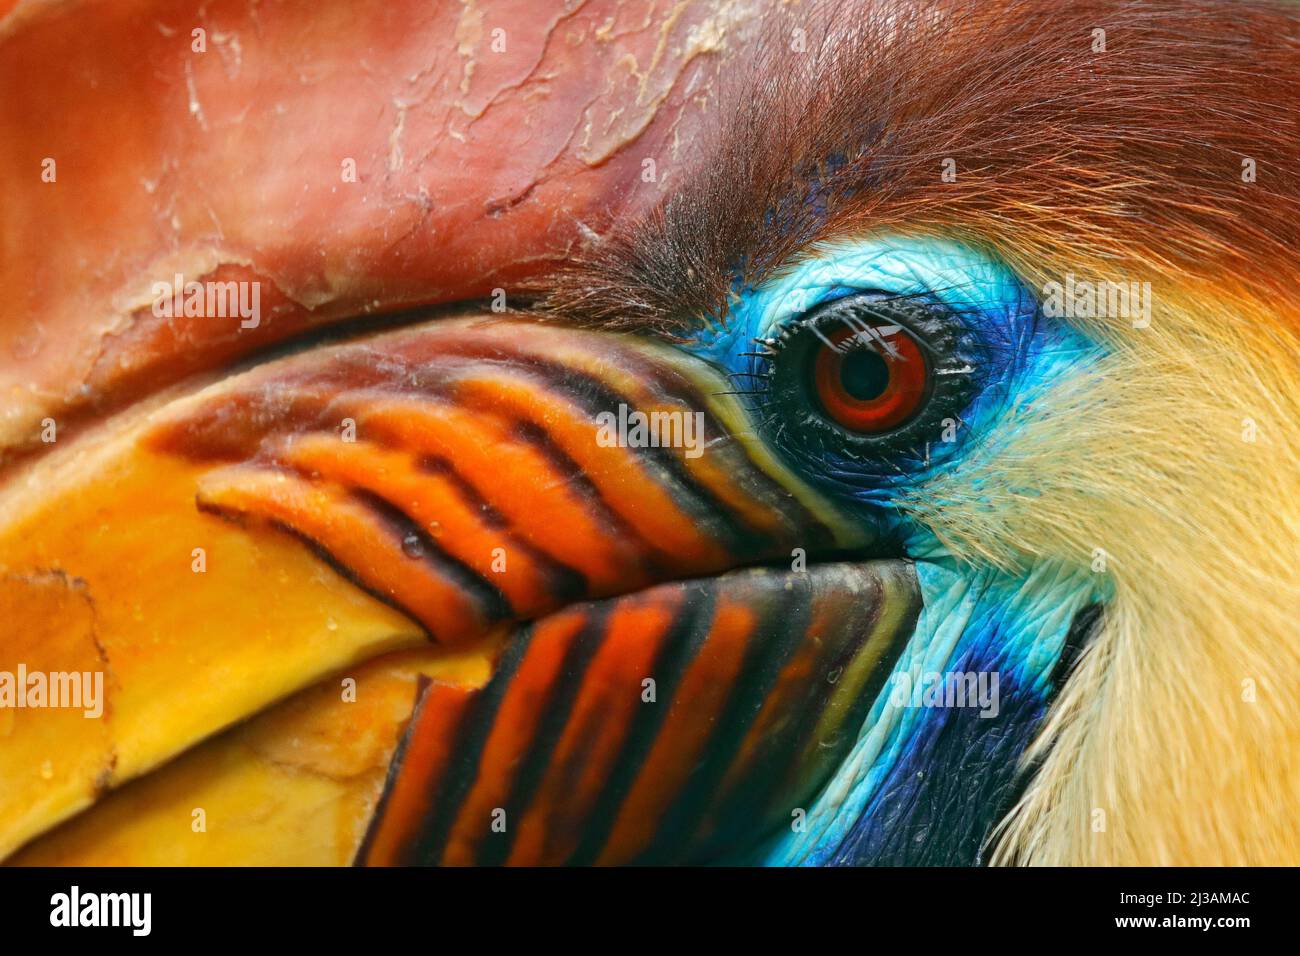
[{"left": 811, "top": 324, "right": 930, "bottom": 432}]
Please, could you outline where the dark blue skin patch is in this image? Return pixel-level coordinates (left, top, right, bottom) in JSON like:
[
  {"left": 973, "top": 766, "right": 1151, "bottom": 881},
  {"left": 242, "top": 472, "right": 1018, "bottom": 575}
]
[
  {"left": 831, "top": 652, "right": 1047, "bottom": 865},
  {"left": 833, "top": 603, "right": 1101, "bottom": 865}
]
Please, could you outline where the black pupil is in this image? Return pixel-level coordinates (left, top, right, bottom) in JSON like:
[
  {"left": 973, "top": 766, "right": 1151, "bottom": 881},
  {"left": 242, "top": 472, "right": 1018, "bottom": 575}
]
[{"left": 839, "top": 348, "right": 891, "bottom": 401}]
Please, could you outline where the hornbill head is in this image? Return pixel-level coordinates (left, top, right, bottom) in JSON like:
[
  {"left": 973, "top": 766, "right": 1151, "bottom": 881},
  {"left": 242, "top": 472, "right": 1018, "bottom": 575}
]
[{"left": 1, "top": 0, "right": 1297, "bottom": 866}]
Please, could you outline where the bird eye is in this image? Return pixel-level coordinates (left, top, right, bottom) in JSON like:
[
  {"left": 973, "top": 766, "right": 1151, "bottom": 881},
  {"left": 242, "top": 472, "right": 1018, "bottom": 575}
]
[
  {"left": 810, "top": 322, "right": 930, "bottom": 434},
  {"left": 756, "top": 291, "right": 983, "bottom": 463}
]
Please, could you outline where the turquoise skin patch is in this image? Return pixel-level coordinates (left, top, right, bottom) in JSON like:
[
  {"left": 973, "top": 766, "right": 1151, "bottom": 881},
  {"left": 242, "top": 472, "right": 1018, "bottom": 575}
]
[
  {"left": 689, "top": 233, "right": 1099, "bottom": 493},
  {"left": 692, "top": 234, "right": 1032, "bottom": 367}
]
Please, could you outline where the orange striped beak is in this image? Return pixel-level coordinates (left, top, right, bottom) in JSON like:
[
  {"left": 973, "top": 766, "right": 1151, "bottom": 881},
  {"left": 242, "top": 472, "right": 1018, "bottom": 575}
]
[{"left": 0, "top": 313, "right": 920, "bottom": 865}]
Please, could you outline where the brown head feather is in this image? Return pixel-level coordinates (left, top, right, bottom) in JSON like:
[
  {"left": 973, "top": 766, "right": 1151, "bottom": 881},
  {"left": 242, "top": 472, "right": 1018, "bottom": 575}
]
[{"left": 541, "top": 0, "right": 1300, "bottom": 338}]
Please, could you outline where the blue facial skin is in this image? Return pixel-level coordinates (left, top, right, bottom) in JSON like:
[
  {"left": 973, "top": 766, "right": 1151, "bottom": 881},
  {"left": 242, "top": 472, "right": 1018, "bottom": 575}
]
[{"left": 687, "top": 236, "right": 1109, "bottom": 865}]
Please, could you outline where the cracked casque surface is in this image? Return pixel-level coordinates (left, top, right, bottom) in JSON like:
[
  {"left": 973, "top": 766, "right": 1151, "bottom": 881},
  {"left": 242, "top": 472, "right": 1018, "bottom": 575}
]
[{"left": 0, "top": 0, "right": 772, "bottom": 460}]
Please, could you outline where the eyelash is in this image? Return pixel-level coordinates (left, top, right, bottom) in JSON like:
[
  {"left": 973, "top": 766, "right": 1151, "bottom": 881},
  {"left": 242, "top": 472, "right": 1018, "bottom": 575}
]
[{"left": 733, "top": 290, "right": 986, "bottom": 471}]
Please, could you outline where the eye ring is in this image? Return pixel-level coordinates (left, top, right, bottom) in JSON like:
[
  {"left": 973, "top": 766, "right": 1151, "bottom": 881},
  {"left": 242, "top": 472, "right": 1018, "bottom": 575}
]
[{"left": 755, "top": 291, "right": 982, "bottom": 461}]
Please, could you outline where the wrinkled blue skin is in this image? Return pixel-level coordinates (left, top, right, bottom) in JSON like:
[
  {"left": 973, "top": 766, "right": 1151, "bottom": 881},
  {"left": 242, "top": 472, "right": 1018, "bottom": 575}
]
[{"left": 687, "top": 237, "right": 1109, "bottom": 865}]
